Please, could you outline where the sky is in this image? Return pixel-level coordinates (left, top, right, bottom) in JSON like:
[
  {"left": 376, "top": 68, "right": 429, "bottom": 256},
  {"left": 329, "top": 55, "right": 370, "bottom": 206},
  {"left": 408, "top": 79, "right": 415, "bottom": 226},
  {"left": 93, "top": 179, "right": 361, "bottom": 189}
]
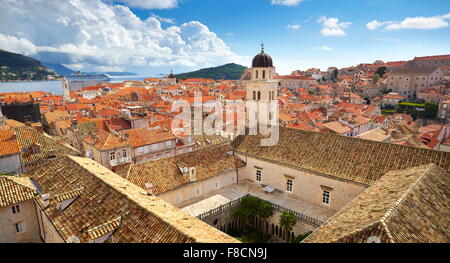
[{"left": 0, "top": 0, "right": 449, "bottom": 75}]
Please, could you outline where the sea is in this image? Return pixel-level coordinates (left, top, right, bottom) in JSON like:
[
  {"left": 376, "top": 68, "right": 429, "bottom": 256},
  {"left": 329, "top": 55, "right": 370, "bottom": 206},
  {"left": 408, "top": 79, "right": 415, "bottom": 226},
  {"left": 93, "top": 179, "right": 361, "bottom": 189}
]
[{"left": 0, "top": 76, "right": 156, "bottom": 95}]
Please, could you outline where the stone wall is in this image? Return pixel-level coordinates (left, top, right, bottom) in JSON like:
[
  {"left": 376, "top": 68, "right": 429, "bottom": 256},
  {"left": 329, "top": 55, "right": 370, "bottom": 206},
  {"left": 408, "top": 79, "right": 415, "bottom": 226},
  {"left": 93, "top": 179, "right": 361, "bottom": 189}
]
[
  {"left": 0, "top": 199, "right": 40, "bottom": 243},
  {"left": 235, "top": 154, "right": 367, "bottom": 212}
]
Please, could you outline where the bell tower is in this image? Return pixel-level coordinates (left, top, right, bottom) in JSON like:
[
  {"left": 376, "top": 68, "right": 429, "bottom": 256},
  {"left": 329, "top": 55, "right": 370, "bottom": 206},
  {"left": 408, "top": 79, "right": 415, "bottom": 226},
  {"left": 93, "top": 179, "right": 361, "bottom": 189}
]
[
  {"left": 245, "top": 44, "right": 278, "bottom": 102},
  {"left": 243, "top": 44, "right": 279, "bottom": 126}
]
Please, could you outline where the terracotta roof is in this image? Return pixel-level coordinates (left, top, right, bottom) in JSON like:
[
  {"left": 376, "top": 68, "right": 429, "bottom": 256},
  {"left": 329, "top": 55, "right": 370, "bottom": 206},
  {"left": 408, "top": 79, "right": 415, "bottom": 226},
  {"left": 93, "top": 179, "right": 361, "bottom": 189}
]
[
  {"left": 303, "top": 164, "right": 449, "bottom": 243},
  {"left": 232, "top": 127, "right": 450, "bottom": 185},
  {"left": 84, "top": 130, "right": 130, "bottom": 151},
  {"left": 275, "top": 75, "right": 315, "bottom": 80},
  {"left": 13, "top": 126, "right": 80, "bottom": 169},
  {"left": 120, "top": 128, "right": 175, "bottom": 148},
  {"left": 117, "top": 145, "right": 244, "bottom": 195},
  {"left": 24, "top": 155, "right": 237, "bottom": 243},
  {"left": 42, "top": 110, "right": 70, "bottom": 125},
  {"left": 193, "top": 134, "right": 231, "bottom": 151},
  {"left": 414, "top": 54, "right": 450, "bottom": 61},
  {"left": 323, "top": 121, "right": 352, "bottom": 134},
  {"left": 97, "top": 109, "right": 121, "bottom": 118},
  {"left": 5, "top": 119, "right": 25, "bottom": 127},
  {"left": 391, "top": 68, "right": 439, "bottom": 75},
  {"left": 0, "top": 176, "right": 36, "bottom": 207},
  {"left": 0, "top": 128, "right": 20, "bottom": 156},
  {"left": 356, "top": 128, "right": 390, "bottom": 142}
]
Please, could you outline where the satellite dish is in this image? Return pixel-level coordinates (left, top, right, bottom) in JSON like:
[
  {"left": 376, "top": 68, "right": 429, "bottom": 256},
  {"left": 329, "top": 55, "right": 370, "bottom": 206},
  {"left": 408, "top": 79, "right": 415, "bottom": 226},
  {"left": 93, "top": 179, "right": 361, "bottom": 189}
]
[{"left": 183, "top": 167, "right": 189, "bottom": 173}]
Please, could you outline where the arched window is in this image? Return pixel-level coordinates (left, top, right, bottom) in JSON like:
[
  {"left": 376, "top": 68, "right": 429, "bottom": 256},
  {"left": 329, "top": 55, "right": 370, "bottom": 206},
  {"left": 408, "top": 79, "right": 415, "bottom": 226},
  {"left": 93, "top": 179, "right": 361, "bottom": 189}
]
[
  {"left": 253, "top": 91, "right": 256, "bottom": 100},
  {"left": 258, "top": 91, "right": 261, "bottom": 100},
  {"left": 263, "top": 70, "right": 266, "bottom": 79},
  {"left": 256, "top": 70, "right": 258, "bottom": 79}
]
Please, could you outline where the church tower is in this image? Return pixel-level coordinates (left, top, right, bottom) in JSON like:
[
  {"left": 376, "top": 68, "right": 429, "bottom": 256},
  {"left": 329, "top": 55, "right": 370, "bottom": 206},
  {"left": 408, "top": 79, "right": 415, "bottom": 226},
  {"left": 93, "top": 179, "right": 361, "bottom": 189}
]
[
  {"left": 167, "top": 70, "right": 177, "bottom": 85},
  {"left": 242, "top": 44, "right": 279, "bottom": 125},
  {"left": 62, "top": 78, "right": 71, "bottom": 102}
]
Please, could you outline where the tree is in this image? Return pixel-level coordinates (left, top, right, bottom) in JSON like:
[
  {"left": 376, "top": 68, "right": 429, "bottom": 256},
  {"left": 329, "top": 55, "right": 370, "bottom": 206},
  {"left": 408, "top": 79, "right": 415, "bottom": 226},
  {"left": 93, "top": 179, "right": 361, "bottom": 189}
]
[
  {"left": 232, "top": 196, "right": 273, "bottom": 223},
  {"left": 373, "top": 73, "right": 380, "bottom": 83},
  {"left": 293, "top": 231, "right": 312, "bottom": 243},
  {"left": 279, "top": 211, "right": 297, "bottom": 232},
  {"left": 333, "top": 69, "right": 338, "bottom": 80},
  {"left": 375, "top": 67, "right": 387, "bottom": 78},
  {"left": 424, "top": 102, "right": 438, "bottom": 119},
  {"left": 257, "top": 200, "right": 273, "bottom": 220}
]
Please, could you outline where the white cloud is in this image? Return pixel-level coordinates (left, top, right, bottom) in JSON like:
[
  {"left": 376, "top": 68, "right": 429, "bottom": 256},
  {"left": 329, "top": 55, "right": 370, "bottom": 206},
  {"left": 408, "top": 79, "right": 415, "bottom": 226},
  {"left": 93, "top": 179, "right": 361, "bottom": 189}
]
[
  {"left": 151, "top": 13, "right": 176, "bottom": 24},
  {"left": 366, "top": 20, "right": 392, "bottom": 30},
  {"left": 0, "top": 0, "right": 242, "bottom": 71},
  {"left": 0, "top": 34, "right": 36, "bottom": 56},
  {"left": 271, "top": 0, "right": 304, "bottom": 7},
  {"left": 314, "top": 46, "right": 332, "bottom": 51},
  {"left": 317, "top": 17, "right": 351, "bottom": 36},
  {"left": 112, "top": 0, "right": 179, "bottom": 9},
  {"left": 367, "top": 13, "right": 450, "bottom": 31},
  {"left": 287, "top": 24, "right": 300, "bottom": 30},
  {"left": 96, "top": 65, "right": 125, "bottom": 72}
]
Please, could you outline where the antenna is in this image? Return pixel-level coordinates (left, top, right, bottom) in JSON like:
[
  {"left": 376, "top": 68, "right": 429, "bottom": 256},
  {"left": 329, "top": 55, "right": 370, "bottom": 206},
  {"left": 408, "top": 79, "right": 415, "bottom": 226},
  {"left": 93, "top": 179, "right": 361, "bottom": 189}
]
[{"left": 261, "top": 43, "right": 264, "bottom": 53}]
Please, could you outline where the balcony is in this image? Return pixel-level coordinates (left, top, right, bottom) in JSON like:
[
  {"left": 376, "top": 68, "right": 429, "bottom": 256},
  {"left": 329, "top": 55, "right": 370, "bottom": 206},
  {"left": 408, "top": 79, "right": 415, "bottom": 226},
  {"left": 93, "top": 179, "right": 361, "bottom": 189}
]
[{"left": 109, "top": 157, "right": 132, "bottom": 167}]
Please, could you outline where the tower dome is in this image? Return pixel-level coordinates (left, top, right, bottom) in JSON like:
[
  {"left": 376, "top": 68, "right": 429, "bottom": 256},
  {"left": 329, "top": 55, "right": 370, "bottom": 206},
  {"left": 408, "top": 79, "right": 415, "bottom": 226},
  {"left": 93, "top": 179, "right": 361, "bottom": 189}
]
[
  {"left": 252, "top": 44, "right": 273, "bottom": 68},
  {"left": 168, "top": 70, "right": 175, "bottom": 79}
]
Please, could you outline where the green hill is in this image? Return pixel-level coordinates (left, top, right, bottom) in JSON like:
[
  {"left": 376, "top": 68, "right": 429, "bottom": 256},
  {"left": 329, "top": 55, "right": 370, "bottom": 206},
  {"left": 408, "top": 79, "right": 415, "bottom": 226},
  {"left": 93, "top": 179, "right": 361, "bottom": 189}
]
[
  {"left": 174, "top": 63, "right": 247, "bottom": 80},
  {"left": 0, "top": 49, "right": 59, "bottom": 81}
]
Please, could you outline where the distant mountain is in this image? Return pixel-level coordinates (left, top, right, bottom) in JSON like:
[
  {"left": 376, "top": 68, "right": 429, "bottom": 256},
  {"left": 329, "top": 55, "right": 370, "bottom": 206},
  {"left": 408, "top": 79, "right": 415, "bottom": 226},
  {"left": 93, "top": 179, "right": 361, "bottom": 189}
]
[
  {"left": 174, "top": 63, "right": 247, "bottom": 80},
  {"left": 0, "top": 49, "right": 59, "bottom": 81},
  {"left": 40, "top": 63, "right": 138, "bottom": 77},
  {"left": 42, "top": 62, "right": 76, "bottom": 77},
  {"left": 105, "top": 72, "right": 138, "bottom": 76}
]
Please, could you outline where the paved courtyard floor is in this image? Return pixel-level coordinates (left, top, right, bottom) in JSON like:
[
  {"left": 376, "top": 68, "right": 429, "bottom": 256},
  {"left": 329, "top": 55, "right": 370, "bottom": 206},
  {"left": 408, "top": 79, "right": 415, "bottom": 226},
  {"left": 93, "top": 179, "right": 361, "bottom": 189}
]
[{"left": 181, "top": 180, "right": 335, "bottom": 222}]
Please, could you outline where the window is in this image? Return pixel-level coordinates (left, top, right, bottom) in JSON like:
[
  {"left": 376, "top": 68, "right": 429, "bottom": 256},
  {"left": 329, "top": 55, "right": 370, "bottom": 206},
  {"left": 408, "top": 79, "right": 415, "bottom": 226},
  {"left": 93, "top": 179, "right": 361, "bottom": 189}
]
[
  {"left": 33, "top": 147, "right": 40, "bottom": 154},
  {"left": 253, "top": 91, "right": 256, "bottom": 100},
  {"left": 256, "top": 169, "right": 262, "bottom": 182},
  {"left": 11, "top": 205, "right": 20, "bottom": 214},
  {"left": 14, "top": 222, "right": 23, "bottom": 233},
  {"left": 109, "top": 152, "right": 116, "bottom": 161},
  {"left": 263, "top": 70, "right": 266, "bottom": 79},
  {"left": 257, "top": 91, "right": 261, "bottom": 100},
  {"left": 256, "top": 70, "right": 259, "bottom": 79},
  {"left": 322, "top": 190, "right": 330, "bottom": 204},
  {"left": 122, "top": 149, "right": 127, "bottom": 158},
  {"left": 286, "top": 179, "right": 293, "bottom": 193},
  {"left": 215, "top": 181, "right": 220, "bottom": 189},
  {"left": 196, "top": 188, "right": 201, "bottom": 195}
]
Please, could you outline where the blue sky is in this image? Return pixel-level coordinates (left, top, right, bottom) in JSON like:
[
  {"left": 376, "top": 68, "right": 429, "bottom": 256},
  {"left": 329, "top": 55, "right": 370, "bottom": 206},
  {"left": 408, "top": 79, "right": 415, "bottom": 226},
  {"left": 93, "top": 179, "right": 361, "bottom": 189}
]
[{"left": 0, "top": 0, "right": 449, "bottom": 75}]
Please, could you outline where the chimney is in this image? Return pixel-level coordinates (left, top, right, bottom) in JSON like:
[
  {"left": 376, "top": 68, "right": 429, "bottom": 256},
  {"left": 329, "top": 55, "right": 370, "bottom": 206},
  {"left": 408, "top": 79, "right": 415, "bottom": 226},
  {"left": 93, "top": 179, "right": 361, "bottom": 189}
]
[
  {"left": 41, "top": 193, "right": 50, "bottom": 208},
  {"left": 71, "top": 118, "right": 78, "bottom": 126},
  {"left": 144, "top": 182, "right": 154, "bottom": 196},
  {"left": 47, "top": 149, "right": 56, "bottom": 158},
  {"left": 189, "top": 167, "right": 197, "bottom": 182}
]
